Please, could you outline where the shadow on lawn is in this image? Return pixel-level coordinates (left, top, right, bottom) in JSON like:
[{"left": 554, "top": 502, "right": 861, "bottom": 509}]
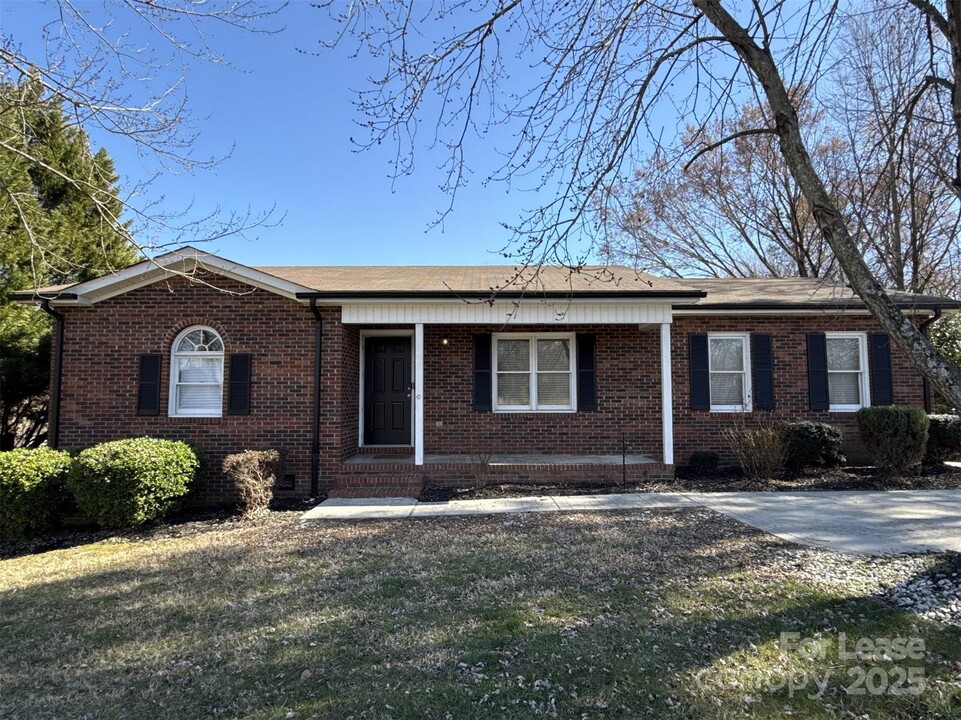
[
  {"left": 0, "top": 499, "right": 317, "bottom": 560},
  {"left": 2, "top": 510, "right": 958, "bottom": 719}
]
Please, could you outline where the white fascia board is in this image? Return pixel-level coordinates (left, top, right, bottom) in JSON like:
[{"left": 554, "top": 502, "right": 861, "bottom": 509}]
[
  {"left": 672, "top": 308, "right": 939, "bottom": 317},
  {"left": 318, "top": 295, "right": 692, "bottom": 306}
]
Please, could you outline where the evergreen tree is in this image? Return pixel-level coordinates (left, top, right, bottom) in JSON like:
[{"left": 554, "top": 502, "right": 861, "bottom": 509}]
[{"left": 1, "top": 77, "right": 137, "bottom": 448}]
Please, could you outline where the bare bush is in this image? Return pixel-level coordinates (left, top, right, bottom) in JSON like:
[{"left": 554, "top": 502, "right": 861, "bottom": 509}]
[
  {"left": 223, "top": 450, "right": 282, "bottom": 518},
  {"left": 469, "top": 451, "right": 493, "bottom": 489},
  {"left": 723, "top": 418, "right": 787, "bottom": 482}
]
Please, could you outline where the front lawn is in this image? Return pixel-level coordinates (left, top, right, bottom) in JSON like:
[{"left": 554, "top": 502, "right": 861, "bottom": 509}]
[{"left": 2, "top": 509, "right": 959, "bottom": 719}]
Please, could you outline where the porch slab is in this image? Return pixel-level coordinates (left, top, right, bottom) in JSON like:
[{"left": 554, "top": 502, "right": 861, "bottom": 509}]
[{"left": 343, "top": 452, "right": 658, "bottom": 466}]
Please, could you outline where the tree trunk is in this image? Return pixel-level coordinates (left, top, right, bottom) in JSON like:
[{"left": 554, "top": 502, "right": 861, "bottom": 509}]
[
  {"left": 695, "top": 0, "right": 961, "bottom": 410},
  {"left": 950, "top": 0, "right": 961, "bottom": 194}
]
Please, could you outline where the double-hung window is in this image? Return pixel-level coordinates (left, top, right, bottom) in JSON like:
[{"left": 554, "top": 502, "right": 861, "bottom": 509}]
[
  {"left": 708, "top": 333, "right": 751, "bottom": 411},
  {"left": 169, "top": 326, "right": 224, "bottom": 417},
  {"left": 493, "top": 334, "right": 575, "bottom": 412},
  {"left": 826, "top": 333, "right": 869, "bottom": 411}
]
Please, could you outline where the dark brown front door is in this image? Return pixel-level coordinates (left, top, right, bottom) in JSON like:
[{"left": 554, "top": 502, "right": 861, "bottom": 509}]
[{"left": 364, "top": 336, "right": 412, "bottom": 445}]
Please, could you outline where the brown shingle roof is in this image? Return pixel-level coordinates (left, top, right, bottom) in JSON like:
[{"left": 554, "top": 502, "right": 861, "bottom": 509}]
[
  {"left": 678, "top": 278, "right": 960, "bottom": 310},
  {"left": 256, "top": 265, "right": 699, "bottom": 296}
]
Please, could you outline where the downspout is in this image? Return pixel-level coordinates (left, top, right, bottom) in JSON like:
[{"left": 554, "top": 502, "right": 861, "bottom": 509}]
[
  {"left": 39, "top": 300, "right": 64, "bottom": 448},
  {"left": 309, "top": 298, "right": 323, "bottom": 497},
  {"left": 919, "top": 308, "right": 942, "bottom": 413}
]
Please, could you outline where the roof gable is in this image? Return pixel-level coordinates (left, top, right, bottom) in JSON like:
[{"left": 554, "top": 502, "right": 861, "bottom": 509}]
[{"left": 11, "top": 247, "right": 315, "bottom": 305}]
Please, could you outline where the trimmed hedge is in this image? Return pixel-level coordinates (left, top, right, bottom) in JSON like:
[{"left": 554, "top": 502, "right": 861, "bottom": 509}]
[
  {"left": 925, "top": 414, "right": 961, "bottom": 464},
  {"left": 0, "top": 447, "right": 73, "bottom": 539},
  {"left": 67, "top": 438, "right": 201, "bottom": 528},
  {"left": 780, "top": 421, "right": 845, "bottom": 470},
  {"left": 856, "top": 406, "right": 929, "bottom": 473}
]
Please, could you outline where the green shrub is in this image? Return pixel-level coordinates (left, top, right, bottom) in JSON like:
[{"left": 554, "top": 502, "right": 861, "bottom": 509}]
[
  {"left": 723, "top": 418, "right": 786, "bottom": 481},
  {"left": 0, "top": 447, "right": 73, "bottom": 539},
  {"left": 925, "top": 414, "right": 961, "bottom": 464},
  {"left": 780, "top": 421, "right": 845, "bottom": 469},
  {"left": 67, "top": 438, "right": 200, "bottom": 528},
  {"left": 223, "top": 449, "right": 282, "bottom": 517},
  {"left": 856, "top": 406, "right": 929, "bottom": 474},
  {"left": 688, "top": 450, "right": 720, "bottom": 474}
]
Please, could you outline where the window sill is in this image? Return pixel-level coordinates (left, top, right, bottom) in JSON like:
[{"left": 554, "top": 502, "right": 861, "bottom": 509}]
[
  {"left": 165, "top": 415, "right": 224, "bottom": 423},
  {"left": 493, "top": 408, "right": 577, "bottom": 414},
  {"left": 828, "top": 406, "right": 864, "bottom": 413},
  {"left": 710, "top": 406, "right": 752, "bottom": 413}
]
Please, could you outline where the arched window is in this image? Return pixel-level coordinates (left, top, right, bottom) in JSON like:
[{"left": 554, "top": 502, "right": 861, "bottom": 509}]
[{"left": 169, "top": 326, "right": 224, "bottom": 417}]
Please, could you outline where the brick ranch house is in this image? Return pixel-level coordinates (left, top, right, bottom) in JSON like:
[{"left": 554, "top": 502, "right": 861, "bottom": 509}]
[{"left": 13, "top": 248, "right": 960, "bottom": 503}]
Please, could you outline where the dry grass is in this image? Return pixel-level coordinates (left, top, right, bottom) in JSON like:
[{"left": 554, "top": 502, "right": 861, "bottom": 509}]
[{"left": 1, "top": 509, "right": 959, "bottom": 719}]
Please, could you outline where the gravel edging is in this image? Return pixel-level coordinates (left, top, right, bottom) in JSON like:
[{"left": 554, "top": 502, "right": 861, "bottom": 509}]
[{"left": 773, "top": 547, "right": 961, "bottom": 627}]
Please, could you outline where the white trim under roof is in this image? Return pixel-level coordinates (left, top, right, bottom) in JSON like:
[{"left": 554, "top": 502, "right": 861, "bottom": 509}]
[
  {"left": 30, "top": 247, "right": 314, "bottom": 306},
  {"left": 340, "top": 301, "right": 673, "bottom": 325},
  {"left": 672, "top": 308, "right": 941, "bottom": 316}
]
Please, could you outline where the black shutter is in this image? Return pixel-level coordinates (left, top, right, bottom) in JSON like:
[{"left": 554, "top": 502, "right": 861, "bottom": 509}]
[
  {"left": 472, "top": 334, "right": 492, "bottom": 412},
  {"left": 137, "top": 354, "right": 162, "bottom": 416},
  {"left": 576, "top": 333, "right": 597, "bottom": 411},
  {"left": 751, "top": 334, "right": 774, "bottom": 410},
  {"left": 228, "top": 353, "right": 252, "bottom": 415},
  {"left": 807, "top": 333, "right": 829, "bottom": 411},
  {"left": 870, "top": 333, "right": 894, "bottom": 406},
  {"left": 689, "top": 334, "right": 710, "bottom": 410}
]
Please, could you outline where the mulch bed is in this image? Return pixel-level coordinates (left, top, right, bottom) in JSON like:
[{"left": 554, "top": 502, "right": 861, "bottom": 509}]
[
  {"left": 0, "top": 498, "right": 313, "bottom": 560},
  {"left": 419, "top": 462, "right": 961, "bottom": 501}
]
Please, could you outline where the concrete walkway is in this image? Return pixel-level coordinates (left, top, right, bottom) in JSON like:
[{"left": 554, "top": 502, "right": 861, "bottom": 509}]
[
  {"left": 301, "top": 489, "right": 961, "bottom": 555},
  {"left": 687, "top": 491, "right": 961, "bottom": 554},
  {"left": 301, "top": 492, "right": 694, "bottom": 520}
]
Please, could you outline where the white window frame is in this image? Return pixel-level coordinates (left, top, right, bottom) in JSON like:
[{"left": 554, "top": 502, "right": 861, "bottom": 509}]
[
  {"left": 492, "top": 332, "right": 576, "bottom": 413},
  {"left": 826, "top": 332, "right": 870, "bottom": 412},
  {"left": 708, "top": 332, "right": 752, "bottom": 412},
  {"left": 168, "top": 325, "right": 225, "bottom": 418}
]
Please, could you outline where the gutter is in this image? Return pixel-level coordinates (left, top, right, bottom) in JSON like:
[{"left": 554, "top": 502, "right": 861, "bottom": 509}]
[
  {"left": 295, "top": 289, "right": 706, "bottom": 301},
  {"left": 920, "top": 307, "right": 943, "bottom": 413},
  {"left": 672, "top": 302, "right": 961, "bottom": 312},
  {"left": 39, "top": 300, "right": 64, "bottom": 448},
  {"left": 9, "top": 291, "right": 78, "bottom": 302},
  {"left": 309, "top": 298, "right": 323, "bottom": 497}
]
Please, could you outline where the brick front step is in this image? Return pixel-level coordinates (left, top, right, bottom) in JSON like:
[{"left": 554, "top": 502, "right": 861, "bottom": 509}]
[
  {"left": 331, "top": 472, "right": 424, "bottom": 498},
  {"left": 354, "top": 446, "right": 414, "bottom": 456}
]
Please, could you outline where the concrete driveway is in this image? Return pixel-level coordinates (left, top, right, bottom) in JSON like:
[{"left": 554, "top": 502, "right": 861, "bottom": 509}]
[
  {"left": 686, "top": 490, "right": 961, "bottom": 554},
  {"left": 302, "top": 489, "right": 961, "bottom": 555}
]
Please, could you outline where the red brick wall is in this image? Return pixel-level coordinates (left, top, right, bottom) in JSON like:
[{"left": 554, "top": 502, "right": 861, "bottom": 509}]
[
  {"left": 317, "top": 305, "right": 348, "bottom": 491},
  {"left": 55, "top": 273, "right": 331, "bottom": 503},
  {"left": 340, "top": 325, "right": 360, "bottom": 459},
  {"left": 52, "top": 269, "right": 932, "bottom": 503},
  {"left": 670, "top": 315, "right": 926, "bottom": 465},
  {"left": 421, "top": 324, "right": 663, "bottom": 457}
]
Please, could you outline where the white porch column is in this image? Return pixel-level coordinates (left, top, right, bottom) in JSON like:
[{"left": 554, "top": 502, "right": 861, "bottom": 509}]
[
  {"left": 660, "top": 322, "right": 674, "bottom": 466},
  {"left": 414, "top": 323, "right": 425, "bottom": 466}
]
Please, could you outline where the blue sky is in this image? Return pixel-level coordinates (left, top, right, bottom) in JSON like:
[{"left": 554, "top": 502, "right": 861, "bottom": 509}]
[{"left": 3, "top": 1, "right": 574, "bottom": 266}]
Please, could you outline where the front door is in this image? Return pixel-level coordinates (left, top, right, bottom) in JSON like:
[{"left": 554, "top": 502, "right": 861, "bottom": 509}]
[{"left": 364, "top": 336, "right": 412, "bottom": 445}]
